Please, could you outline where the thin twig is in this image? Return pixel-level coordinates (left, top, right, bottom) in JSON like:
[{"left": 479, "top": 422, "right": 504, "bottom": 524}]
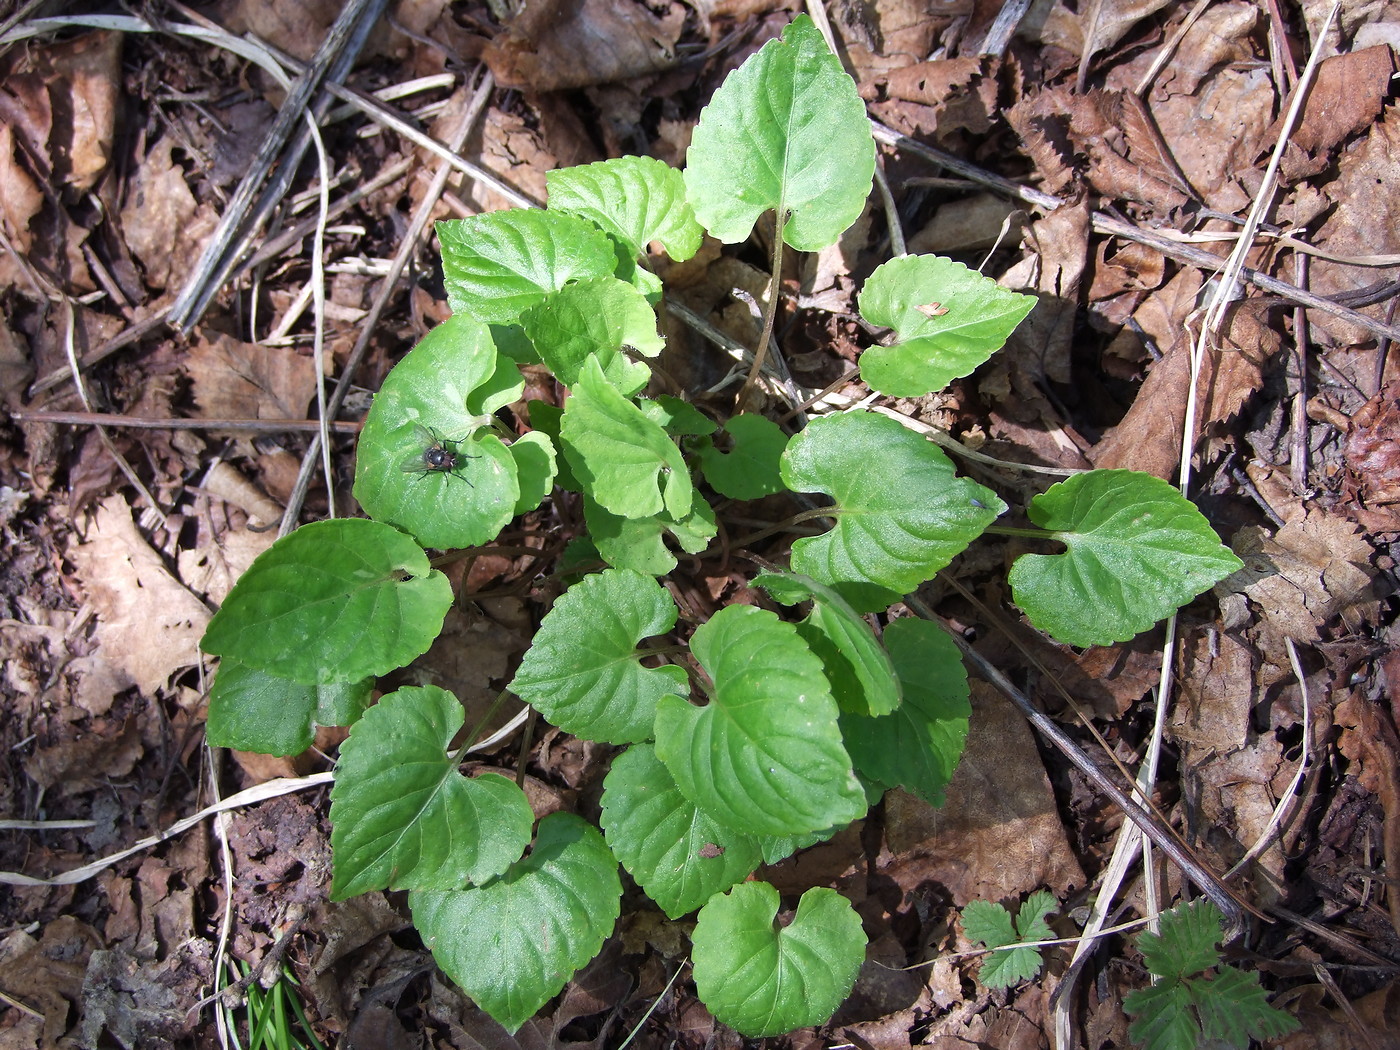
[
  {"left": 164, "top": 0, "right": 389, "bottom": 329},
  {"left": 11, "top": 410, "right": 361, "bottom": 433},
  {"left": 279, "top": 70, "right": 497, "bottom": 534}
]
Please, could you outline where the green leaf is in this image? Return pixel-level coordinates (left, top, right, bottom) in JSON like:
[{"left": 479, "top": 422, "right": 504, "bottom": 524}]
[
  {"left": 1124, "top": 980, "right": 1200, "bottom": 1050},
  {"left": 352, "top": 314, "right": 525, "bottom": 549},
  {"left": 640, "top": 395, "right": 717, "bottom": 437},
  {"left": 520, "top": 276, "right": 662, "bottom": 396},
  {"left": 560, "top": 356, "right": 693, "bottom": 520},
  {"left": 437, "top": 210, "right": 617, "bottom": 325},
  {"left": 653, "top": 604, "right": 866, "bottom": 836},
  {"left": 330, "top": 686, "right": 533, "bottom": 898},
  {"left": 858, "top": 255, "right": 1037, "bottom": 397},
  {"left": 547, "top": 156, "right": 703, "bottom": 262},
  {"left": 691, "top": 882, "right": 866, "bottom": 1037},
  {"left": 962, "top": 894, "right": 1054, "bottom": 988},
  {"left": 781, "top": 411, "right": 1004, "bottom": 611},
  {"left": 754, "top": 572, "right": 900, "bottom": 717},
  {"left": 839, "top": 618, "right": 970, "bottom": 805},
  {"left": 509, "top": 569, "right": 687, "bottom": 744},
  {"left": 696, "top": 414, "right": 788, "bottom": 500},
  {"left": 583, "top": 494, "right": 716, "bottom": 576},
  {"left": 599, "top": 743, "right": 762, "bottom": 919},
  {"left": 507, "top": 430, "right": 558, "bottom": 516},
  {"left": 1015, "top": 889, "right": 1058, "bottom": 943},
  {"left": 684, "top": 15, "right": 875, "bottom": 251},
  {"left": 1138, "top": 899, "right": 1224, "bottom": 981},
  {"left": 961, "top": 900, "right": 1016, "bottom": 949},
  {"left": 1007, "top": 470, "right": 1244, "bottom": 647},
  {"left": 1191, "top": 967, "right": 1300, "bottom": 1047},
  {"left": 410, "top": 813, "right": 622, "bottom": 1035},
  {"left": 206, "top": 658, "right": 371, "bottom": 756},
  {"left": 525, "top": 400, "right": 579, "bottom": 491},
  {"left": 756, "top": 824, "right": 848, "bottom": 865},
  {"left": 202, "top": 519, "right": 453, "bottom": 683}
]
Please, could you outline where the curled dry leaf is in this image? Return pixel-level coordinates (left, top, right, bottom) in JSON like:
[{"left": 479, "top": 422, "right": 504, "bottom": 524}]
[
  {"left": 69, "top": 496, "right": 213, "bottom": 696},
  {"left": 484, "top": 0, "right": 685, "bottom": 91}
]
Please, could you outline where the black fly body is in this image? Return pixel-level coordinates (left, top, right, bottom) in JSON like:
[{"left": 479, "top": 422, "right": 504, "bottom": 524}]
[{"left": 401, "top": 424, "right": 478, "bottom": 486}]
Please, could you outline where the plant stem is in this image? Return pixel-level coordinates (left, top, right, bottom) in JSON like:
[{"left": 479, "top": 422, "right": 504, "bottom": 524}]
[
  {"left": 982, "top": 525, "right": 1053, "bottom": 540},
  {"left": 736, "top": 209, "right": 789, "bottom": 412},
  {"left": 730, "top": 505, "right": 837, "bottom": 548}
]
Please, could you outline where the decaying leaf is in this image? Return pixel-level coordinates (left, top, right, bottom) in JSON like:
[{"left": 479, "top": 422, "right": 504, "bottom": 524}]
[
  {"left": 69, "top": 496, "right": 213, "bottom": 695},
  {"left": 484, "top": 0, "right": 685, "bottom": 91},
  {"left": 187, "top": 332, "right": 323, "bottom": 422}
]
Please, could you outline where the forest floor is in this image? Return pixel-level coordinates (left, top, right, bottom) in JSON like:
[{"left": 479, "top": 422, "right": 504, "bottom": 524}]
[{"left": 2, "top": 0, "right": 1399, "bottom": 1047}]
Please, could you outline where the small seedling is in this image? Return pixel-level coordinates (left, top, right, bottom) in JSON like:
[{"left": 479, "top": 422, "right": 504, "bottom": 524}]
[
  {"left": 962, "top": 890, "right": 1058, "bottom": 988},
  {"left": 400, "top": 424, "right": 477, "bottom": 485},
  {"left": 1123, "top": 900, "right": 1299, "bottom": 1050}
]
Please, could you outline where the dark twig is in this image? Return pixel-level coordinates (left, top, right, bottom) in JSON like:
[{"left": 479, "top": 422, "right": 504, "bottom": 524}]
[{"left": 166, "top": 0, "right": 390, "bottom": 330}]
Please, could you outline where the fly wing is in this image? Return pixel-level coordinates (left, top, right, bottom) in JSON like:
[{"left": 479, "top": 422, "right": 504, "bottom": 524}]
[{"left": 400, "top": 424, "right": 440, "bottom": 474}]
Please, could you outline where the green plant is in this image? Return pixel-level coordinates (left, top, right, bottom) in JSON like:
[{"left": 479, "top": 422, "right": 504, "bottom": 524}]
[
  {"left": 200, "top": 16, "right": 1243, "bottom": 1037},
  {"left": 222, "top": 961, "right": 326, "bottom": 1050},
  {"left": 1124, "top": 900, "right": 1299, "bottom": 1050},
  {"left": 962, "top": 890, "right": 1058, "bottom": 988}
]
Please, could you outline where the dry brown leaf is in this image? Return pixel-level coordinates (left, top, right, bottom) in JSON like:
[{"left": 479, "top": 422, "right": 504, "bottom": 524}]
[
  {"left": 1279, "top": 980, "right": 1400, "bottom": 1050},
  {"left": 1091, "top": 301, "right": 1279, "bottom": 476},
  {"left": 4, "top": 29, "right": 122, "bottom": 194},
  {"left": 1141, "top": 64, "right": 1275, "bottom": 211},
  {"left": 187, "top": 331, "right": 322, "bottom": 422},
  {"left": 24, "top": 713, "right": 145, "bottom": 792},
  {"left": 1173, "top": 630, "right": 1300, "bottom": 887},
  {"left": 1272, "top": 45, "right": 1397, "bottom": 182},
  {"left": 0, "top": 917, "right": 101, "bottom": 1048},
  {"left": 484, "top": 0, "right": 686, "bottom": 91},
  {"left": 840, "top": 0, "right": 958, "bottom": 85},
  {"left": 1125, "top": 1, "right": 1258, "bottom": 98},
  {"left": 0, "top": 122, "right": 44, "bottom": 258},
  {"left": 218, "top": 0, "right": 344, "bottom": 62},
  {"left": 1344, "top": 382, "right": 1400, "bottom": 532},
  {"left": 1038, "top": 0, "right": 1174, "bottom": 65},
  {"left": 1220, "top": 512, "right": 1377, "bottom": 645},
  {"left": 883, "top": 681, "right": 1085, "bottom": 905},
  {"left": 69, "top": 496, "right": 213, "bottom": 695},
  {"left": 119, "top": 136, "right": 218, "bottom": 292},
  {"left": 1333, "top": 694, "right": 1400, "bottom": 935},
  {"left": 1308, "top": 108, "right": 1400, "bottom": 347}
]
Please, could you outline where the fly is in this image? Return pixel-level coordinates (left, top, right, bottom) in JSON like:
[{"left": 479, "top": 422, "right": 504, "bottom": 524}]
[{"left": 401, "top": 425, "right": 477, "bottom": 486}]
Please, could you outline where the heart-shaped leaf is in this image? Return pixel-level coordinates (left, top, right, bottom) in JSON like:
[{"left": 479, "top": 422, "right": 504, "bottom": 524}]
[
  {"left": 547, "top": 156, "right": 703, "bottom": 262},
  {"left": 600, "top": 743, "right": 762, "bottom": 919},
  {"left": 684, "top": 15, "right": 875, "bottom": 251},
  {"left": 437, "top": 210, "right": 617, "bottom": 325},
  {"left": 510, "top": 569, "right": 688, "bottom": 744},
  {"left": 206, "top": 658, "right": 371, "bottom": 756},
  {"left": 520, "top": 276, "right": 661, "bottom": 395},
  {"left": 653, "top": 604, "right": 865, "bottom": 836},
  {"left": 858, "top": 255, "right": 1037, "bottom": 397},
  {"left": 410, "top": 813, "right": 622, "bottom": 1034},
  {"left": 560, "top": 356, "right": 693, "bottom": 520},
  {"left": 840, "top": 618, "right": 969, "bottom": 806},
  {"left": 754, "top": 572, "right": 899, "bottom": 716},
  {"left": 330, "top": 686, "right": 534, "bottom": 897},
  {"left": 692, "top": 881, "right": 866, "bottom": 1037},
  {"left": 202, "top": 518, "right": 452, "bottom": 683},
  {"left": 697, "top": 414, "right": 788, "bottom": 500},
  {"left": 1007, "top": 470, "right": 1244, "bottom": 646},
  {"left": 352, "top": 314, "right": 527, "bottom": 549},
  {"left": 781, "top": 411, "right": 1004, "bottom": 610},
  {"left": 583, "top": 494, "right": 717, "bottom": 576}
]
